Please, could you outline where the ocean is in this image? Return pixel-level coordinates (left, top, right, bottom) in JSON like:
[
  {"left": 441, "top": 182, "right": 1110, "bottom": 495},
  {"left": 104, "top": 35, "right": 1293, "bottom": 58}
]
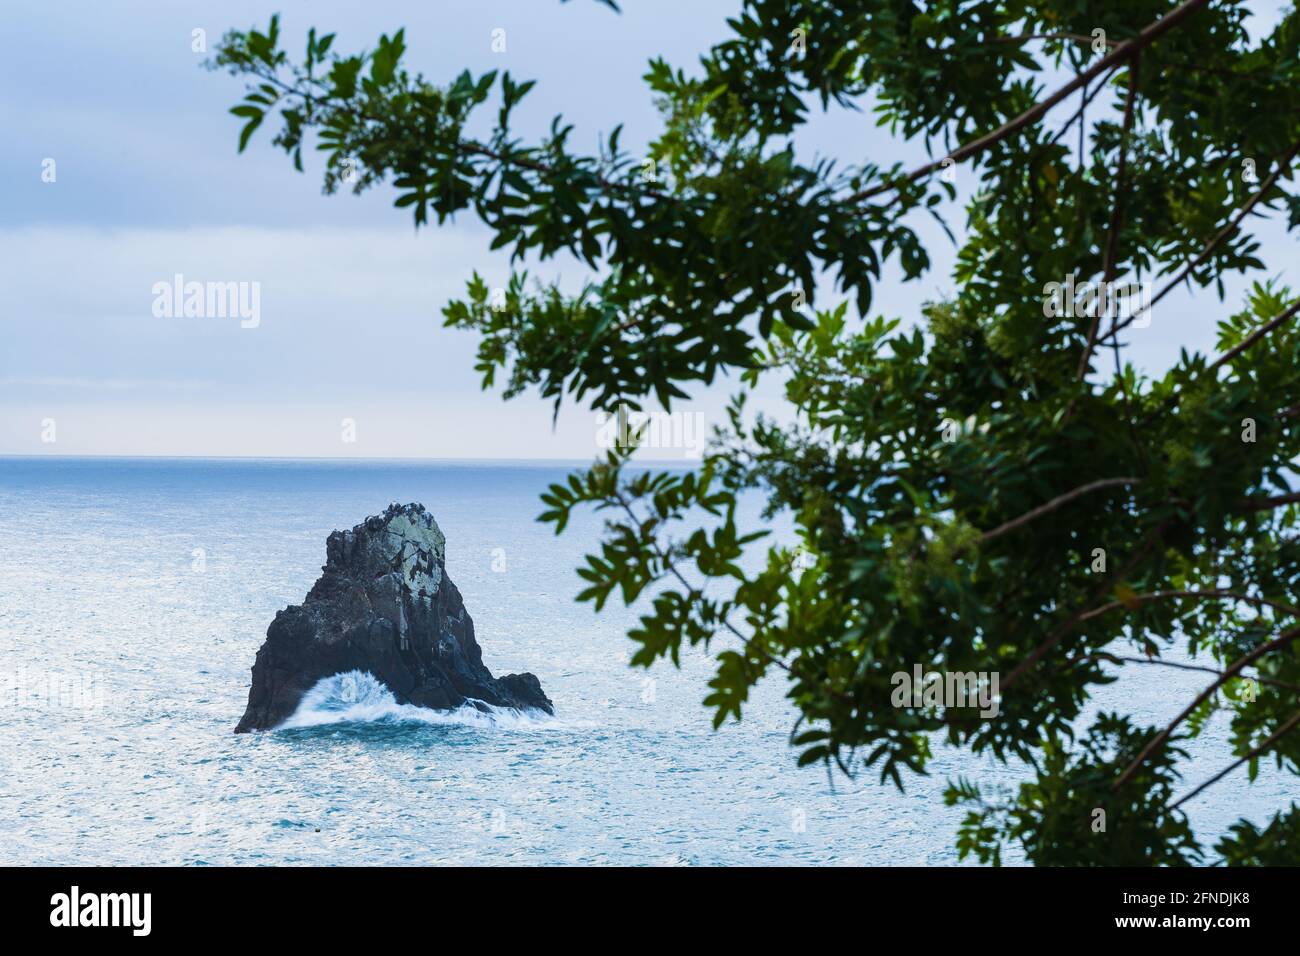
[{"left": 0, "top": 457, "right": 1284, "bottom": 865}]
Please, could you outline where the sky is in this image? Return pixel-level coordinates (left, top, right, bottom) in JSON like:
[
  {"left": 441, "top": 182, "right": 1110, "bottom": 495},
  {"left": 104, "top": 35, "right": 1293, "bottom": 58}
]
[{"left": 1, "top": 0, "right": 1295, "bottom": 459}]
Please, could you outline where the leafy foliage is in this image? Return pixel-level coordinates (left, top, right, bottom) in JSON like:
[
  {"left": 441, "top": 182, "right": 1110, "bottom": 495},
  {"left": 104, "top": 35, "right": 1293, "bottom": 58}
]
[{"left": 212, "top": 1, "right": 1300, "bottom": 864}]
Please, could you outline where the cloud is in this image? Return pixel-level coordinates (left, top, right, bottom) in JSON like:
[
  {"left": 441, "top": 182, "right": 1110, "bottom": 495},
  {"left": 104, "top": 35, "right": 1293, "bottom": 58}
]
[
  {"left": 0, "top": 225, "right": 761, "bottom": 458},
  {"left": 0, "top": 377, "right": 213, "bottom": 390}
]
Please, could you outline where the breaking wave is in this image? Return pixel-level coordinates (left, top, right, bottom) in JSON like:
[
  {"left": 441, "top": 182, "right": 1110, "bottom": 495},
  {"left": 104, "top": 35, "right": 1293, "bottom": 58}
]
[{"left": 278, "top": 670, "right": 554, "bottom": 731}]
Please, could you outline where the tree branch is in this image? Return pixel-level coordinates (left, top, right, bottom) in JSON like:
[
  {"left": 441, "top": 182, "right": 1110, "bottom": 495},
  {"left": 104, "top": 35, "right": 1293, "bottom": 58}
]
[
  {"left": 1170, "top": 708, "right": 1300, "bottom": 809},
  {"left": 1077, "top": 53, "right": 1140, "bottom": 380},
  {"left": 1067, "top": 651, "right": 1300, "bottom": 693},
  {"left": 1114, "top": 624, "right": 1300, "bottom": 791},
  {"left": 246, "top": 64, "right": 680, "bottom": 204},
  {"left": 611, "top": 490, "right": 792, "bottom": 675},
  {"left": 1129, "top": 295, "right": 1300, "bottom": 431},
  {"left": 1206, "top": 297, "right": 1300, "bottom": 374},
  {"left": 1001, "top": 521, "right": 1169, "bottom": 692},
  {"left": 1242, "top": 489, "right": 1300, "bottom": 513},
  {"left": 1045, "top": 66, "right": 1119, "bottom": 150},
  {"left": 988, "top": 32, "right": 1120, "bottom": 50},
  {"left": 1077, "top": 588, "right": 1300, "bottom": 622},
  {"left": 979, "top": 476, "right": 1141, "bottom": 544},
  {"left": 845, "top": 0, "right": 1212, "bottom": 204},
  {"left": 1099, "top": 140, "right": 1300, "bottom": 345}
]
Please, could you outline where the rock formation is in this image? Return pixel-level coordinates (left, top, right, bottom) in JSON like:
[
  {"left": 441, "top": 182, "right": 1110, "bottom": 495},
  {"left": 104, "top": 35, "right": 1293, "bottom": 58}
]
[{"left": 235, "top": 503, "right": 551, "bottom": 732}]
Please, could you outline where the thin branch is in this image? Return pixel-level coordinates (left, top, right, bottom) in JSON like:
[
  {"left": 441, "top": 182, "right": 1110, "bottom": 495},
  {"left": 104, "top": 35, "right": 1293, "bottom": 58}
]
[
  {"left": 247, "top": 64, "right": 680, "bottom": 203},
  {"left": 1126, "top": 296, "right": 1300, "bottom": 435},
  {"left": 1206, "top": 297, "right": 1300, "bottom": 374},
  {"left": 1068, "top": 651, "right": 1300, "bottom": 693},
  {"left": 1078, "top": 77, "right": 1087, "bottom": 168},
  {"left": 1114, "top": 624, "right": 1300, "bottom": 790},
  {"left": 1110, "top": 328, "right": 1149, "bottom": 470},
  {"left": 1078, "top": 588, "right": 1300, "bottom": 622},
  {"left": 611, "top": 490, "right": 791, "bottom": 675},
  {"left": 1099, "top": 140, "right": 1300, "bottom": 345},
  {"left": 1045, "top": 67, "right": 1118, "bottom": 150},
  {"left": 1001, "top": 521, "right": 1169, "bottom": 692},
  {"left": 1095, "top": 57, "right": 1149, "bottom": 466},
  {"left": 1170, "top": 709, "right": 1300, "bottom": 809},
  {"left": 1077, "top": 54, "right": 1141, "bottom": 380},
  {"left": 1242, "top": 489, "right": 1300, "bottom": 513},
  {"left": 988, "top": 32, "right": 1120, "bottom": 50},
  {"left": 844, "top": 0, "right": 1213, "bottom": 204},
  {"left": 979, "top": 476, "right": 1141, "bottom": 544}
]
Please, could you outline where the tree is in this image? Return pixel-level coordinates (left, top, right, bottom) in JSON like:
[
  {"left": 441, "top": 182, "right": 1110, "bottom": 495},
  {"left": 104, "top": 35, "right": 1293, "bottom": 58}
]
[{"left": 211, "top": 0, "right": 1300, "bottom": 864}]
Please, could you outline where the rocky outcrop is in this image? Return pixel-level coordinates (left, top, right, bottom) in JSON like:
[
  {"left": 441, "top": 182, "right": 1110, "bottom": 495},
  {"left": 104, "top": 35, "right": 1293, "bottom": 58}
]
[{"left": 235, "top": 503, "right": 551, "bottom": 732}]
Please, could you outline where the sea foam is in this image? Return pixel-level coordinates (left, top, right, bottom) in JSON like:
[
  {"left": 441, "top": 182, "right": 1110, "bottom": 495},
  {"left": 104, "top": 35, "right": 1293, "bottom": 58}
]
[{"left": 278, "top": 670, "right": 554, "bottom": 731}]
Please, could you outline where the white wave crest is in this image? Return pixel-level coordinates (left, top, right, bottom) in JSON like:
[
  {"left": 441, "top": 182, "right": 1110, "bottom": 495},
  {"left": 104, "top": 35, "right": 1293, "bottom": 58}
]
[{"left": 278, "top": 670, "right": 554, "bottom": 730}]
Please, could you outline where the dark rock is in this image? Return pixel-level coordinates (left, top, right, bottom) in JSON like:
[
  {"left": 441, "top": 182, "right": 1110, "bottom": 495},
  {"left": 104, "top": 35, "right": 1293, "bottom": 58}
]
[{"left": 234, "top": 503, "right": 551, "bottom": 732}]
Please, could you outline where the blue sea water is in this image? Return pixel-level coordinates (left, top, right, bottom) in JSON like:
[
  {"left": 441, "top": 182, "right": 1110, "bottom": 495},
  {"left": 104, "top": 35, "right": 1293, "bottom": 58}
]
[{"left": 0, "top": 457, "right": 1287, "bottom": 865}]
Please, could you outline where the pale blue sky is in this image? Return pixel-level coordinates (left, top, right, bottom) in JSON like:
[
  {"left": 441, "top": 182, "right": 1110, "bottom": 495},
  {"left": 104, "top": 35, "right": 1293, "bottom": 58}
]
[{"left": 1, "top": 0, "right": 1294, "bottom": 458}]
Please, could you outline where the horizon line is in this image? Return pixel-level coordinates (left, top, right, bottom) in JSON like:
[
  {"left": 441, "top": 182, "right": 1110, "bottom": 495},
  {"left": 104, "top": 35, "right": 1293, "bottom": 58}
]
[{"left": 0, "top": 452, "right": 699, "bottom": 466}]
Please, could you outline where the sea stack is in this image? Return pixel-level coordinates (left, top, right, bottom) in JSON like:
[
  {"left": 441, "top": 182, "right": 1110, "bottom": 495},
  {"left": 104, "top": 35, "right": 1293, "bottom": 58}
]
[{"left": 234, "top": 503, "right": 551, "bottom": 732}]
